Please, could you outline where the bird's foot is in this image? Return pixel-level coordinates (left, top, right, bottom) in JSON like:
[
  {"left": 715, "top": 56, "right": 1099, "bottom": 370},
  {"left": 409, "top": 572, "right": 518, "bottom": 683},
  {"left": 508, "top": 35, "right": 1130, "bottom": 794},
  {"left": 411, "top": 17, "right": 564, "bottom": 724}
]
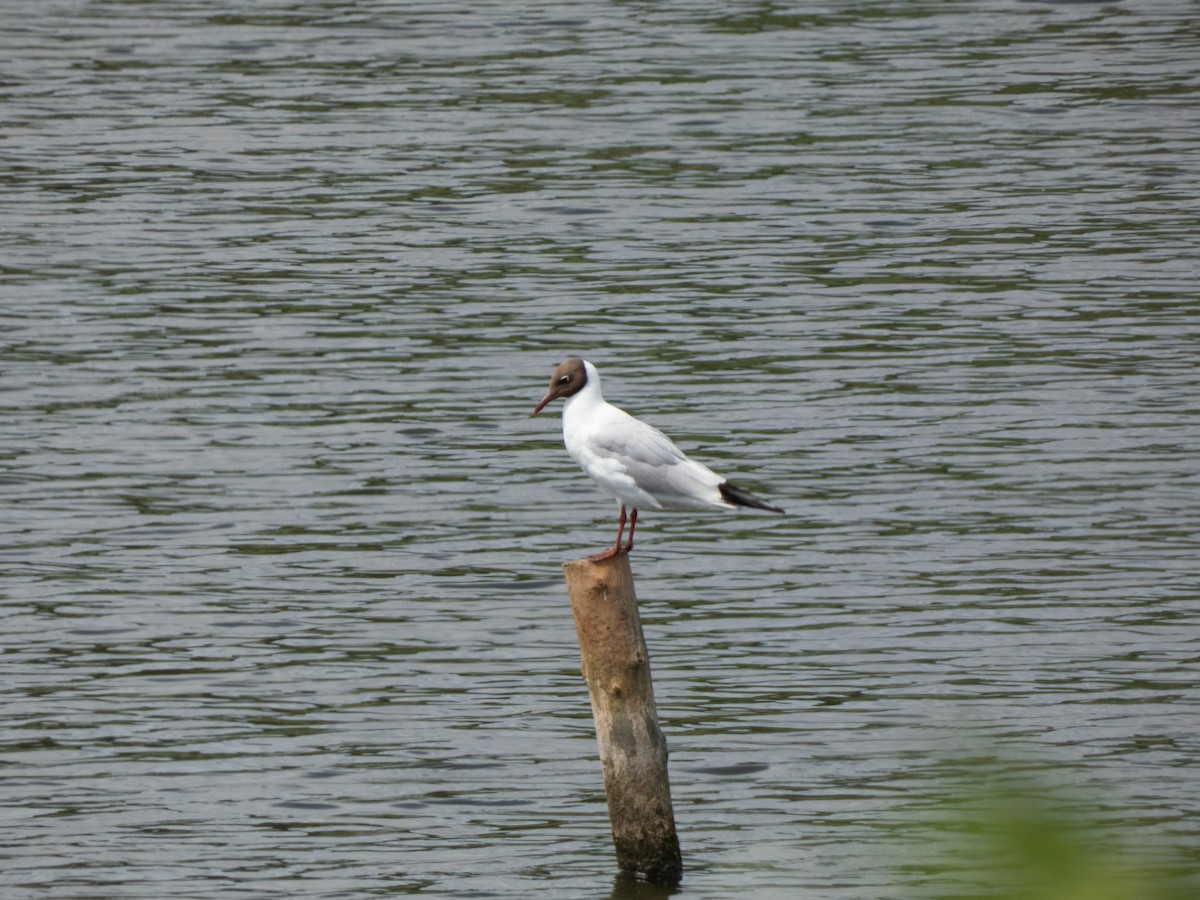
[{"left": 588, "top": 546, "right": 625, "bottom": 563}]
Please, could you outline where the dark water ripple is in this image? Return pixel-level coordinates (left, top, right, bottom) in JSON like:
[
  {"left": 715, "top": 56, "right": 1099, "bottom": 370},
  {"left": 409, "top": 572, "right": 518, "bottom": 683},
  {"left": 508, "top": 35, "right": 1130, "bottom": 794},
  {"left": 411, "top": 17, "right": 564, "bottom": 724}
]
[{"left": 3, "top": 2, "right": 1199, "bottom": 898}]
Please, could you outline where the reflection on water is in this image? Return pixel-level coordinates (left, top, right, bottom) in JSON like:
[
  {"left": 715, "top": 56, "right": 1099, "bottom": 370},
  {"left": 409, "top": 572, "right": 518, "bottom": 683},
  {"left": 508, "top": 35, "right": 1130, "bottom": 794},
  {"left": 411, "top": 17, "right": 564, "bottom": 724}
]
[{"left": 2, "top": 2, "right": 1198, "bottom": 897}]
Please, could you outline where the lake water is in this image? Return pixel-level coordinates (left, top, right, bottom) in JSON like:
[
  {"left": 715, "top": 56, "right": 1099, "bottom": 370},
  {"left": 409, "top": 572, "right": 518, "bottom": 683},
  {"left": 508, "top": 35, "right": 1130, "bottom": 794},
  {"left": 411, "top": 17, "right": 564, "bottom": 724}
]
[{"left": 2, "top": 2, "right": 1198, "bottom": 898}]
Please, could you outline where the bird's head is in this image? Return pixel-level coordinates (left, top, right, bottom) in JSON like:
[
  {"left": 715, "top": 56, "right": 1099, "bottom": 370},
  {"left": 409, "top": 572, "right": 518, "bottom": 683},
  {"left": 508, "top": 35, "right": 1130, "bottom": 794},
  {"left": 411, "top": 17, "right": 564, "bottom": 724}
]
[{"left": 533, "top": 358, "right": 588, "bottom": 415}]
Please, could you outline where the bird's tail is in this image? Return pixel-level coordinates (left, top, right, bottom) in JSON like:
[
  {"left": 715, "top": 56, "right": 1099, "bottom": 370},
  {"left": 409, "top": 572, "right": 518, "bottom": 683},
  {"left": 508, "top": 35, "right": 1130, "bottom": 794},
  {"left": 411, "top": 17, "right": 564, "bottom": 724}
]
[{"left": 719, "top": 481, "right": 785, "bottom": 514}]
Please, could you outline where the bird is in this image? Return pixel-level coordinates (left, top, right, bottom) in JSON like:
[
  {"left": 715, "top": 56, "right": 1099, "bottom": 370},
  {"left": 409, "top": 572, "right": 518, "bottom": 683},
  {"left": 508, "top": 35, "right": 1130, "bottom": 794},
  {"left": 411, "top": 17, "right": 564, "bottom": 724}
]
[{"left": 532, "top": 358, "right": 784, "bottom": 559}]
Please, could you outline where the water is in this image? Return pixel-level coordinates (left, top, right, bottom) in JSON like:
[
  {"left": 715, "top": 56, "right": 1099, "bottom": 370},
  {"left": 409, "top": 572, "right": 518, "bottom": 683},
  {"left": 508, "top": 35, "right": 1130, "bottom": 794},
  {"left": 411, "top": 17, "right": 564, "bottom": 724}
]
[{"left": 3, "top": 2, "right": 1199, "bottom": 897}]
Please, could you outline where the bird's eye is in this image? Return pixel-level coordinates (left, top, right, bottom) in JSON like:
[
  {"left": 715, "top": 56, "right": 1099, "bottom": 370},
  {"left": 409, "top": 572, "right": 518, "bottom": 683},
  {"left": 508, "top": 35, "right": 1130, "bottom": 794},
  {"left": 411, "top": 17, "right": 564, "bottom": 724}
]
[{"left": 557, "top": 375, "right": 570, "bottom": 385}]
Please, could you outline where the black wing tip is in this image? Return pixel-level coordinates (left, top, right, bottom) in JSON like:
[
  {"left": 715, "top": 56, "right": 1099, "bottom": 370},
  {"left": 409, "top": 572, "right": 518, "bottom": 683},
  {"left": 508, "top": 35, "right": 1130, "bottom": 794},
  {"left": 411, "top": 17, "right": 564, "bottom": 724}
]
[{"left": 719, "top": 481, "right": 785, "bottom": 514}]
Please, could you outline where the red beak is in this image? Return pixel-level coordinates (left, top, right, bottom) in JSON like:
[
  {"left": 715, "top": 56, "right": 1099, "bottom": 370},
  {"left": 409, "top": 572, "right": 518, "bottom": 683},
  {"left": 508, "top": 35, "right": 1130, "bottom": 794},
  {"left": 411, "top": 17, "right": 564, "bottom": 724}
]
[{"left": 532, "top": 393, "right": 553, "bottom": 416}]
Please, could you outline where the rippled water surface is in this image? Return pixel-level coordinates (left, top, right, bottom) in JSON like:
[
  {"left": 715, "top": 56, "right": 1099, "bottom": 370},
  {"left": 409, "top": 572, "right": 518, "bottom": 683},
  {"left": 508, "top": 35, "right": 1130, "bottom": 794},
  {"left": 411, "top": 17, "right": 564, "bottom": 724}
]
[{"left": 3, "top": 2, "right": 1199, "bottom": 898}]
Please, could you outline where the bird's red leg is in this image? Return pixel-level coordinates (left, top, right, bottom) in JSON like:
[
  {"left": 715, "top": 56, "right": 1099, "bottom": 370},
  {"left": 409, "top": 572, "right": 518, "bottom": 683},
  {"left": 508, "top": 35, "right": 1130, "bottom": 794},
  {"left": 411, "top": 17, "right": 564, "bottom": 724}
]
[
  {"left": 625, "top": 508, "right": 637, "bottom": 552},
  {"left": 613, "top": 505, "right": 627, "bottom": 552},
  {"left": 589, "top": 506, "right": 626, "bottom": 562}
]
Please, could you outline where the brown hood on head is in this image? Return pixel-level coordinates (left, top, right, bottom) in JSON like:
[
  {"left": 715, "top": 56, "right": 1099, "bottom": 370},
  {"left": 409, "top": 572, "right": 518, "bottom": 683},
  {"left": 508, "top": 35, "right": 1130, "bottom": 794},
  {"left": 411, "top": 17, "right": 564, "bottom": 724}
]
[{"left": 533, "top": 358, "right": 587, "bottom": 415}]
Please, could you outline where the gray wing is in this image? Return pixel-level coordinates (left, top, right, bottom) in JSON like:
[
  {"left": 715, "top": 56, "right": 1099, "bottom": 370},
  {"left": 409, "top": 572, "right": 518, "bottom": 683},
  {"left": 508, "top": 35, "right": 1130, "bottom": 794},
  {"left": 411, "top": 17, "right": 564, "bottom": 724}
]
[
  {"left": 593, "top": 414, "right": 686, "bottom": 467},
  {"left": 590, "top": 413, "right": 725, "bottom": 508}
]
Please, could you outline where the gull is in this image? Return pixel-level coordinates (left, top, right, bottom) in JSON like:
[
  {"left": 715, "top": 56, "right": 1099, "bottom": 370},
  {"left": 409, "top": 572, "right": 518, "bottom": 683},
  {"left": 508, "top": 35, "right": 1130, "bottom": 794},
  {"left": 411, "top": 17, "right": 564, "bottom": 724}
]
[{"left": 533, "top": 358, "right": 784, "bottom": 559}]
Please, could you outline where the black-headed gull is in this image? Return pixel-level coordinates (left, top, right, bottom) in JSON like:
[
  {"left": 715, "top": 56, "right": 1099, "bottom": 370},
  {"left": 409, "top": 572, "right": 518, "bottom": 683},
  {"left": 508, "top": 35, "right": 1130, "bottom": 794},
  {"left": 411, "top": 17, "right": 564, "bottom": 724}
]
[{"left": 533, "top": 358, "right": 784, "bottom": 559}]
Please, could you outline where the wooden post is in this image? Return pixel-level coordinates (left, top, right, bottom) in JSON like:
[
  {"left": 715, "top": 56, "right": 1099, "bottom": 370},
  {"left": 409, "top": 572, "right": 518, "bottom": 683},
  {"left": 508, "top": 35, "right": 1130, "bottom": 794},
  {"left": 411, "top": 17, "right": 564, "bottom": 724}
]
[{"left": 562, "top": 552, "right": 682, "bottom": 884}]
